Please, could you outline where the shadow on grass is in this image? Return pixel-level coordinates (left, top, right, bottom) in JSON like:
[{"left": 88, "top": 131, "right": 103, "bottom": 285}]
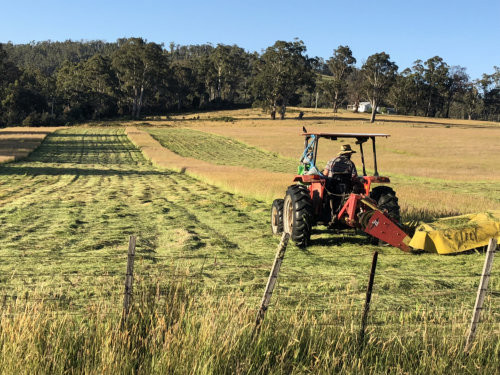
[
  {"left": 47, "top": 133, "right": 129, "bottom": 138},
  {"left": 309, "top": 228, "right": 370, "bottom": 248},
  {"left": 378, "top": 118, "right": 498, "bottom": 129},
  {"left": 227, "top": 115, "right": 499, "bottom": 129},
  {"left": 229, "top": 116, "right": 365, "bottom": 122},
  {"left": 0, "top": 165, "right": 172, "bottom": 177},
  {"left": 0, "top": 130, "right": 53, "bottom": 135}
]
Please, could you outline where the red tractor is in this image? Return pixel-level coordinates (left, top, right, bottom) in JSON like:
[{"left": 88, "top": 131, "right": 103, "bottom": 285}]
[{"left": 271, "top": 132, "right": 412, "bottom": 251}]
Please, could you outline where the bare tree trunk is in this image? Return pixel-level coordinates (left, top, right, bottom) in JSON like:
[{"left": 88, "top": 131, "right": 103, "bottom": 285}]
[
  {"left": 333, "top": 91, "right": 339, "bottom": 113},
  {"left": 280, "top": 101, "right": 286, "bottom": 120},
  {"left": 271, "top": 101, "right": 276, "bottom": 120},
  {"left": 137, "top": 85, "right": 144, "bottom": 118},
  {"left": 370, "top": 100, "right": 377, "bottom": 123},
  {"left": 354, "top": 99, "right": 359, "bottom": 113},
  {"left": 426, "top": 94, "right": 433, "bottom": 117},
  {"left": 217, "top": 66, "right": 222, "bottom": 100},
  {"left": 132, "top": 86, "right": 138, "bottom": 117}
]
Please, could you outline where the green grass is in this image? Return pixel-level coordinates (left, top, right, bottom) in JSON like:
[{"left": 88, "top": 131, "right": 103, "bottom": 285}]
[
  {"left": 0, "top": 127, "right": 498, "bottom": 373},
  {"left": 147, "top": 127, "right": 299, "bottom": 173},
  {"left": 1, "top": 282, "right": 498, "bottom": 374}
]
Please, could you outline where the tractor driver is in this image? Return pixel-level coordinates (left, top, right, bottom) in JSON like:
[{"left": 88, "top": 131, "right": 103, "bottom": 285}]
[
  {"left": 323, "top": 144, "right": 362, "bottom": 220},
  {"left": 322, "top": 144, "right": 358, "bottom": 181}
]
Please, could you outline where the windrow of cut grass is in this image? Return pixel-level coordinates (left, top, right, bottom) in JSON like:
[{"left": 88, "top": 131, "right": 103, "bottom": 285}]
[{"left": 0, "top": 126, "right": 498, "bottom": 373}]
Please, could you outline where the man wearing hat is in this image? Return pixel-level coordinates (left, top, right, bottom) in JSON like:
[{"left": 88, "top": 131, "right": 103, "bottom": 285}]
[
  {"left": 323, "top": 144, "right": 360, "bottom": 222},
  {"left": 322, "top": 144, "right": 358, "bottom": 179}
]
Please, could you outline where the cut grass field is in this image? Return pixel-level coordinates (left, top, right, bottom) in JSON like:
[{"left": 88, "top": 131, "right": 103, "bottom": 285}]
[
  {"left": 146, "top": 127, "right": 298, "bottom": 173},
  {"left": 0, "top": 116, "right": 498, "bottom": 373}
]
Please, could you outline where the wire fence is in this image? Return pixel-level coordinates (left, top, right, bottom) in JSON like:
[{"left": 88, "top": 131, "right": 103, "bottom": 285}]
[{"left": 0, "top": 237, "right": 498, "bottom": 342}]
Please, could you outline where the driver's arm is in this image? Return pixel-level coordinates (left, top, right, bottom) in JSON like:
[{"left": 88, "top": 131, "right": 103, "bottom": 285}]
[{"left": 323, "top": 159, "right": 333, "bottom": 177}]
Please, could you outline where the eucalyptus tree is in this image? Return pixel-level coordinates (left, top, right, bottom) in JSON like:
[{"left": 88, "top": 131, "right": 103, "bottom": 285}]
[
  {"left": 1, "top": 69, "right": 48, "bottom": 125},
  {"left": 479, "top": 67, "right": 500, "bottom": 121},
  {"left": 361, "top": 52, "right": 398, "bottom": 122},
  {"left": 460, "top": 81, "right": 482, "bottom": 120},
  {"left": 0, "top": 45, "right": 29, "bottom": 125},
  {"left": 170, "top": 61, "right": 197, "bottom": 110},
  {"left": 81, "top": 55, "right": 118, "bottom": 118},
  {"left": 443, "top": 66, "right": 469, "bottom": 118},
  {"left": 112, "top": 38, "right": 166, "bottom": 118},
  {"left": 422, "top": 56, "right": 449, "bottom": 117},
  {"left": 56, "top": 54, "right": 117, "bottom": 119},
  {"left": 388, "top": 68, "right": 415, "bottom": 114},
  {"left": 251, "top": 40, "right": 313, "bottom": 119},
  {"left": 322, "top": 45, "right": 356, "bottom": 112},
  {"left": 208, "top": 44, "right": 250, "bottom": 102},
  {"left": 346, "top": 67, "right": 364, "bottom": 113}
]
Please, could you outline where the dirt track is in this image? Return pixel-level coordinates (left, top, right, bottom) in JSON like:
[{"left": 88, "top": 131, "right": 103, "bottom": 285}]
[{"left": 0, "top": 127, "right": 60, "bottom": 163}]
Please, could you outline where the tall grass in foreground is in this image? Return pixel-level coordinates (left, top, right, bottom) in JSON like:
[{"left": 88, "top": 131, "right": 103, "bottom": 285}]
[{"left": 0, "top": 281, "right": 497, "bottom": 374}]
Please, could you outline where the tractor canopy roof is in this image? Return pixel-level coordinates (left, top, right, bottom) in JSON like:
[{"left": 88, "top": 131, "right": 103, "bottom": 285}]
[{"left": 302, "top": 133, "right": 389, "bottom": 143}]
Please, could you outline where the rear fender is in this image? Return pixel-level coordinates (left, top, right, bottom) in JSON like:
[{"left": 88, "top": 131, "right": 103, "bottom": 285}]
[
  {"left": 363, "top": 176, "right": 391, "bottom": 195},
  {"left": 293, "top": 174, "right": 323, "bottom": 183},
  {"left": 292, "top": 175, "right": 325, "bottom": 217}
]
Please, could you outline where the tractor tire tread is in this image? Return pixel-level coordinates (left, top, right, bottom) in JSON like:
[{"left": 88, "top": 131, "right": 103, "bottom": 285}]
[{"left": 283, "top": 184, "right": 313, "bottom": 247}]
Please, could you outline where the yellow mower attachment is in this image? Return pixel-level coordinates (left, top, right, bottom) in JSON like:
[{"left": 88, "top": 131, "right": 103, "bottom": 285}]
[{"left": 409, "top": 211, "right": 500, "bottom": 254}]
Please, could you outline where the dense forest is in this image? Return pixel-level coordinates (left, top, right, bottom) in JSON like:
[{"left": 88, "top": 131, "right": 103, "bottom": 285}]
[{"left": 0, "top": 38, "right": 499, "bottom": 126}]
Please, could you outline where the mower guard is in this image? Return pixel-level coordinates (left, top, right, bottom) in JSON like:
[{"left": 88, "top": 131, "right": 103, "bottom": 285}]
[{"left": 409, "top": 211, "right": 500, "bottom": 254}]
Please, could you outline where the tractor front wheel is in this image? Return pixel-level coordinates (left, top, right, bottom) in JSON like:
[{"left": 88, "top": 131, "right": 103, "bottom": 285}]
[
  {"left": 283, "top": 185, "right": 313, "bottom": 247},
  {"left": 271, "top": 199, "right": 284, "bottom": 235}
]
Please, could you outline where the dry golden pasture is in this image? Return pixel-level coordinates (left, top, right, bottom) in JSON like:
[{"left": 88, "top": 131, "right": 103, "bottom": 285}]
[
  {"left": 0, "top": 127, "right": 60, "bottom": 163},
  {"left": 141, "top": 107, "right": 500, "bottom": 217},
  {"left": 172, "top": 107, "right": 500, "bottom": 182}
]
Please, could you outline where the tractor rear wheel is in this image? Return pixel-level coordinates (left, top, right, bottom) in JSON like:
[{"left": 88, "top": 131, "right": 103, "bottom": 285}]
[
  {"left": 283, "top": 185, "right": 313, "bottom": 247},
  {"left": 271, "top": 199, "right": 284, "bottom": 235},
  {"left": 370, "top": 186, "right": 401, "bottom": 223}
]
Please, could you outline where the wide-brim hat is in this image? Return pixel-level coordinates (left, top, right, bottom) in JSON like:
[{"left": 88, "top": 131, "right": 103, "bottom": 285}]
[{"left": 338, "top": 144, "right": 356, "bottom": 155}]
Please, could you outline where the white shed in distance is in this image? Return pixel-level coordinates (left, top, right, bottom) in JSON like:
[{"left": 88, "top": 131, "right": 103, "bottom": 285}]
[{"left": 347, "top": 102, "right": 372, "bottom": 113}]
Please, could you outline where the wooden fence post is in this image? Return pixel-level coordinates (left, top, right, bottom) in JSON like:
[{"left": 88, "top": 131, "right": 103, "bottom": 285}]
[
  {"left": 359, "top": 251, "right": 378, "bottom": 347},
  {"left": 121, "top": 235, "right": 136, "bottom": 327},
  {"left": 465, "top": 238, "right": 497, "bottom": 352},
  {"left": 254, "top": 232, "right": 290, "bottom": 332}
]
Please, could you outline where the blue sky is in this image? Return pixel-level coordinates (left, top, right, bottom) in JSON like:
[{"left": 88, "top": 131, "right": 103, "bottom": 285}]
[{"left": 2, "top": 0, "right": 499, "bottom": 80}]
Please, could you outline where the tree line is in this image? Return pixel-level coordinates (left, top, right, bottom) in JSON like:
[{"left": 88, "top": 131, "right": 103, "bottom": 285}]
[{"left": 0, "top": 38, "right": 499, "bottom": 126}]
